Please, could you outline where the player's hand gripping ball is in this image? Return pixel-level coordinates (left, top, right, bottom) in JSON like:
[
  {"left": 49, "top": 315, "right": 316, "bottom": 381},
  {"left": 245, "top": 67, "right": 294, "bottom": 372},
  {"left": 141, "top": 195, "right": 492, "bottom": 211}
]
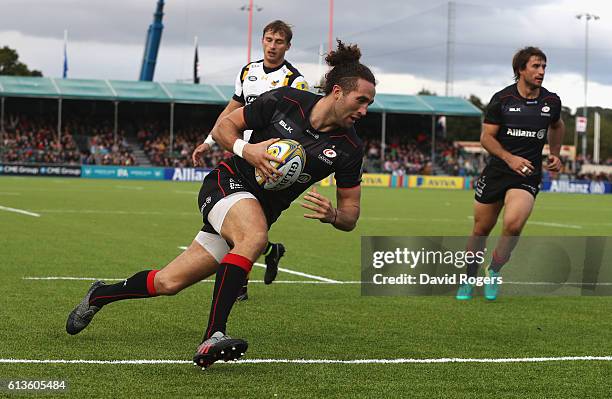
[{"left": 255, "top": 139, "right": 306, "bottom": 191}]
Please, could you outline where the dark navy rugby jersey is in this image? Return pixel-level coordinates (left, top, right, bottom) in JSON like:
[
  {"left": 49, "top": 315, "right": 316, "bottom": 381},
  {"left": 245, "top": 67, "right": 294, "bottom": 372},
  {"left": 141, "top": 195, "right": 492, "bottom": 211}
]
[
  {"left": 230, "top": 86, "right": 364, "bottom": 225},
  {"left": 484, "top": 83, "right": 561, "bottom": 176}
]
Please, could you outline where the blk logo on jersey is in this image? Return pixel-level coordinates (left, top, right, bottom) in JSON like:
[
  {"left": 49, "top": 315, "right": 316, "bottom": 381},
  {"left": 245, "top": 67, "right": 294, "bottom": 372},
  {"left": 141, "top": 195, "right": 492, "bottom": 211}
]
[
  {"left": 248, "top": 76, "right": 257, "bottom": 81},
  {"left": 509, "top": 107, "right": 521, "bottom": 112},
  {"left": 279, "top": 120, "right": 293, "bottom": 134}
]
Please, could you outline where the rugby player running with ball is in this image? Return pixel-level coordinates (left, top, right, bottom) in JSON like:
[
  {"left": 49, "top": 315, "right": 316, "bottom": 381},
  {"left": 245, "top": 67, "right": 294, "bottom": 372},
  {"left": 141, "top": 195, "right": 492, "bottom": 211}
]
[{"left": 66, "top": 40, "right": 376, "bottom": 369}]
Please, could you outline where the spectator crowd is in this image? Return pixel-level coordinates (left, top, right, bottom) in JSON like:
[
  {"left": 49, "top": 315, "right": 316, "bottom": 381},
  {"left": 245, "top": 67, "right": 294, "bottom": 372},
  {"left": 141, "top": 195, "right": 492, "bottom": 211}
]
[{"left": 1, "top": 113, "right": 610, "bottom": 182}]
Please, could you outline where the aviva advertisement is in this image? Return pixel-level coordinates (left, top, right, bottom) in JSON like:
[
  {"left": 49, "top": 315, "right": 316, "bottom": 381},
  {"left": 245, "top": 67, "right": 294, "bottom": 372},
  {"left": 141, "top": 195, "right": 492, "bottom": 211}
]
[
  {"left": 320, "top": 173, "right": 391, "bottom": 187},
  {"left": 321, "top": 174, "right": 466, "bottom": 189},
  {"left": 408, "top": 176, "right": 465, "bottom": 190},
  {"left": 361, "top": 173, "right": 391, "bottom": 187}
]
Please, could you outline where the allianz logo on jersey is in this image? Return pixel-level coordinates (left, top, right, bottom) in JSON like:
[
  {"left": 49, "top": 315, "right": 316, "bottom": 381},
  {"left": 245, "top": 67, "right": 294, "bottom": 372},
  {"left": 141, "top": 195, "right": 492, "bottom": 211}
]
[
  {"left": 506, "top": 128, "right": 547, "bottom": 139},
  {"left": 279, "top": 120, "right": 293, "bottom": 133}
]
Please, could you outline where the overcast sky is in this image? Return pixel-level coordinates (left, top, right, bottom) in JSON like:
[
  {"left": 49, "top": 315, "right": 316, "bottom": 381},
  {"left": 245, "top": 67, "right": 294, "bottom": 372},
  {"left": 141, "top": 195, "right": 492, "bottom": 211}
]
[{"left": 1, "top": 0, "right": 611, "bottom": 112}]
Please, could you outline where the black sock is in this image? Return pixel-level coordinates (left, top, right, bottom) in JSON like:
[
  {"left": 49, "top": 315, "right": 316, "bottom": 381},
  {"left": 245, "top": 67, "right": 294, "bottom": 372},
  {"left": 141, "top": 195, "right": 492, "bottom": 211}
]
[
  {"left": 240, "top": 278, "right": 249, "bottom": 293},
  {"left": 466, "top": 261, "right": 479, "bottom": 278},
  {"left": 89, "top": 270, "right": 159, "bottom": 307},
  {"left": 489, "top": 251, "right": 510, "bottom": 273},
  {"left": 204, "top": 253, "right": 253, "bottom": 340},
  {"left": 465, "top": 246, "right": 482, "bottom": 278}
]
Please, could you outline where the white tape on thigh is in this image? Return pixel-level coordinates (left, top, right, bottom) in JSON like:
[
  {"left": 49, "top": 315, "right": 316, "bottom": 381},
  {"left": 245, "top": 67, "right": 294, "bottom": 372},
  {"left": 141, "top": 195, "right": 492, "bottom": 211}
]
[
  {"left": 207, "top": 191, "right": 257, "bottom": 234},
  {"left": 194, "top": 232, "right": 230, "bottom": 263}
]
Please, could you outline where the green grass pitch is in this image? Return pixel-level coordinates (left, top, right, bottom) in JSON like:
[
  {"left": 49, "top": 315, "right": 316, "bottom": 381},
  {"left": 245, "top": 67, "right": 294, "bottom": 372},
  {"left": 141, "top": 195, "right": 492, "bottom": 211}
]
[{"left": 1, "top": 176, "right": 611, "bottom": 398}]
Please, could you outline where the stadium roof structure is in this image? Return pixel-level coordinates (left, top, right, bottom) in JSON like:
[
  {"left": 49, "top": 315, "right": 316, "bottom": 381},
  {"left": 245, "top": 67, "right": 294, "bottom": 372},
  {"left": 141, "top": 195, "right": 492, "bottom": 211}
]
[{"left": 0, "top": 76, "right": 482, "bottom": 117}]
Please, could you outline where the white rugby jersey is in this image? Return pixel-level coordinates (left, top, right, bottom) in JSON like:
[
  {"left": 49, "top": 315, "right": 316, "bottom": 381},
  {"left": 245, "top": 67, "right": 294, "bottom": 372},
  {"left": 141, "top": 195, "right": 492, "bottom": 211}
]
[{"left": 233, "top": 59, "right": 308, "bottom": 106}]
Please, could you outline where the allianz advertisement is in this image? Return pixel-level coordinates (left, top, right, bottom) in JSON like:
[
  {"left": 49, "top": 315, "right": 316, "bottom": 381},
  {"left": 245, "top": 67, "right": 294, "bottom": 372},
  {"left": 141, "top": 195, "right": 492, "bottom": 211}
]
[
  {"left": 164, "top": 168, "right": 211, "bottom": 182},
  {"left": 541, "top": 180, "right": 611, "bottom": 194}
]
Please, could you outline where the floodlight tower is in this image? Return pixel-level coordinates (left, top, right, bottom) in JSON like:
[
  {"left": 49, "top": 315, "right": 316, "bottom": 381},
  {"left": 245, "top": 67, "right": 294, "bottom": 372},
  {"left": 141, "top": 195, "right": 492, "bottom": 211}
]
[
  {"left": 576, "top": 12, "right": 599, "bottom": 158},
  {"left": 139, "top": 0, "right": 165, "bottom": 81}
]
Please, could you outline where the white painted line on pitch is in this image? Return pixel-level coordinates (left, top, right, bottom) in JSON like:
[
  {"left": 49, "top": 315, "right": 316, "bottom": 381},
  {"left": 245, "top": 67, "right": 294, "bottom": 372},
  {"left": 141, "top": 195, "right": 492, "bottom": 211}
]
[
  {"left": 466, "top": 216, "right": 582, "bottom": 229},
  {"left": 0, "top": 205, "right": 40, "bottom": 217},
  {"left": 114, "top": 185, "right": 144, "bottom": 190},
  {"left": 23, "top": 277, "right": 125, "bottom": 282},
  {"left": 528, "top": 221, "right": 583, "bottom": 229},
  {"left": 177, "top": 246, "right": 341, "bottom": 283},
  {"left": 35, "top": 209, "right": 171, "bottom": 216},
  {"left": 174, "top": 190, "right": 199, "bottom": 195},
  {"left": 503, "top": 281, "right": 612, "bottom": 286},
  {"left": 0, "top": 192, "right": 21, "bottom": 196},
  {"left": 362, "top": 216, "right": 458, "bottom": 223},
  {"left": 1, "top": 356, "right": 610, "bottom": 365},
  {"left": 22, "top": 276, "right": 612, "bottom": 287},
  {"left": 252, "top": 262, "right": 340, "bottom": 283},
  {"left": 21, "top": 276, "right": 358, "bottom": 284}
]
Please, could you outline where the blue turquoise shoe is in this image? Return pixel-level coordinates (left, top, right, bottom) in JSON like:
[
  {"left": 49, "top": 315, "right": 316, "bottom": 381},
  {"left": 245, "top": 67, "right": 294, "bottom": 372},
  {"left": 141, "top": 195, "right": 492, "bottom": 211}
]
[
  {"left": 455, "top": 283, "right": 474, "bottom": 300},
  {"left": 484, "top": 268, "right": 501, "bottom": 301}
]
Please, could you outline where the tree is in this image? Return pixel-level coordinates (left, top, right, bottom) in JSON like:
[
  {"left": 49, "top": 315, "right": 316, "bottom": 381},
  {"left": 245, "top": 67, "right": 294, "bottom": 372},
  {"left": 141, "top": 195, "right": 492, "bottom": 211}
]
[
  {"left": 417, "top": 88, "right": 437, "bottom": 96},
  {"left": 468, "top": 94, "right": 485, "bottom": 110},
  {"left": 0, "top": 46, "right": 43, "bottom": 77}
]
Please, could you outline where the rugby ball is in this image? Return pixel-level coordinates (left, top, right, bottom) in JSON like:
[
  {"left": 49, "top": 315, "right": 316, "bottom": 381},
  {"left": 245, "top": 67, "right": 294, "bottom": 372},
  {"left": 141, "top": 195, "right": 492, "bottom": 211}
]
[{"left": 255, "top": 139, "right": 306, "bottom": 191}]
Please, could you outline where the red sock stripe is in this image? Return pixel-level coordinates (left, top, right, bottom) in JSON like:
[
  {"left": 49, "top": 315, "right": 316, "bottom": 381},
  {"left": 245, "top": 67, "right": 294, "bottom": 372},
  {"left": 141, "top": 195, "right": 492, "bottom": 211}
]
[
  {"left": 221, "top": 253, "right": 253, "bottom": 273},
  {"left": 146, "top": 270, "right": 159, "bottom": 296}
]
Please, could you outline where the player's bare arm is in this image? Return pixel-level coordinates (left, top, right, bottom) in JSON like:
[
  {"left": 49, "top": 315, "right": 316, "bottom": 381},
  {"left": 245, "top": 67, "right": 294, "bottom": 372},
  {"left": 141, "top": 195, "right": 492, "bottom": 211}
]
[
  {"left": 192, "top": 99, "right": 244, "bottom": 166},
  {"left": 546, "top": 117, "right": 565, "bottom": 172},
  {"left": 302, "top": 185, "right": 361, "bottom": 232},
  {"left": 481, "top": 123, "right": 534, "bottom": 177},
  {"left": 211, "top": 108, "right": 282, "bottom": 180}
]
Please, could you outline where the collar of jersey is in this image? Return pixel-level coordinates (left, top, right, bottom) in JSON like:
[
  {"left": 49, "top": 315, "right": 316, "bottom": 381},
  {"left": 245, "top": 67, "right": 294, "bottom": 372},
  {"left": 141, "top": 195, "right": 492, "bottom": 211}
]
[
  {"left": 512, "top": 83, "right": 543, "bottom": 103},
  {"left": 262, "top": 60, "right": 288, "bottom": 74}
]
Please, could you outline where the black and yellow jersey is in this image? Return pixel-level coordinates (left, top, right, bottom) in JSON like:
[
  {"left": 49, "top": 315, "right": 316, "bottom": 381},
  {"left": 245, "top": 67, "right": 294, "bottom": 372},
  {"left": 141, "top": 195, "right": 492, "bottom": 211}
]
[{"left": 233, "top": 59, "right": 308, "bottom": 106}]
